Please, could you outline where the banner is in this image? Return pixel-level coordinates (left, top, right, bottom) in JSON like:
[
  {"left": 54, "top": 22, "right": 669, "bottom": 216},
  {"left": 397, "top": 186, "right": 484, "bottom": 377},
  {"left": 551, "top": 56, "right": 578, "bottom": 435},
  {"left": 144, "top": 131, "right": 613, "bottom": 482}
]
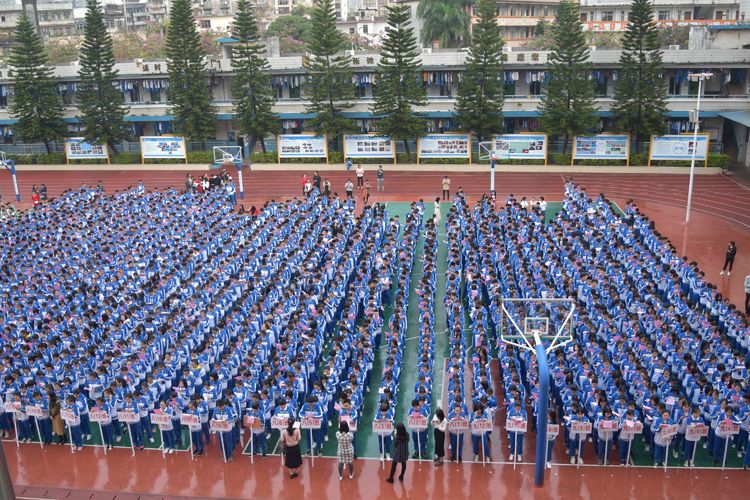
[
  {"left": 278, "top": 134, "right": 328, "bottom": 159},
  {"left": 140, "top": 136, "right": 187, "bottom": 160},
  {"left": 343, "top": 134, "right": 395, "bottom": 159},
  {"left": 418, "top": 134, "right": 471, "bottom": 160},
  {"left": 649, "top": 134, "right": 709, "bottom": 162},
  {"left": 492, "top": 134, "right": 547, "bottom": 160},
  {"left": 573, "top": 134, "right": 629, "bottom": 161},
  {"left": 64, "top": 138, "right": 109, "bottom": 161}
]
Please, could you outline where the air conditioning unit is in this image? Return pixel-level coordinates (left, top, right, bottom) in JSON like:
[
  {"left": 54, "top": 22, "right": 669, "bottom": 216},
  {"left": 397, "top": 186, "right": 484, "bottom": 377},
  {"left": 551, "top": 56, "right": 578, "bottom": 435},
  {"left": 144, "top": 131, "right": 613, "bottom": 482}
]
[
  {"left": 669, "top": 44, "right": 680, "bottom": 50},
  {"left": 422, "top": 47, "right": 432, "bottom": 54}
]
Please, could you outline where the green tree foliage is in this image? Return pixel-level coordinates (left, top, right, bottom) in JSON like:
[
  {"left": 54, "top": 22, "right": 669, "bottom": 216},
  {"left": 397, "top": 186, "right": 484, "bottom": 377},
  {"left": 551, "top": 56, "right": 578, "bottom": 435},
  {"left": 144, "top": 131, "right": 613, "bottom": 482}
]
[
  {"left": 8, "top": 12, "right": 67, "bottom": 153},
  {"left": 538, "top": 0, "right": 597, "bottom": 153},
  {"left": 611, "top": 0, "right": 668, "bottom": 147},
  {"left": 417, "top": 0, "right": 469, "bottom": 48},
  {"left": 372, "top": 5, "right": 426, "bottom": 154},
  {"left": 77, "top": 0, "right": 128, "bottom": 153},
  {"left": 304, "top": 0, "right": 356, "bottom": 149},
  {"left": 166, "top": 0, "right": 216, "bottom": 142},
  {"left": 455, "top": 0, "right": 505, "bottom": 143},
  {"left": 230, "top": 0, "right": 277, "bottom": 152}
]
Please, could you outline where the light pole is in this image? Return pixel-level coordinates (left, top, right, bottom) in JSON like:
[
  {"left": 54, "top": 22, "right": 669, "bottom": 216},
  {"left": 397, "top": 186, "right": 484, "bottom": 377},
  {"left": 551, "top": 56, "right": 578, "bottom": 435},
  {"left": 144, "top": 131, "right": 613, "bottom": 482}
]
[{"left": 685, "top": 72, "right": 712, "bottom": 223}]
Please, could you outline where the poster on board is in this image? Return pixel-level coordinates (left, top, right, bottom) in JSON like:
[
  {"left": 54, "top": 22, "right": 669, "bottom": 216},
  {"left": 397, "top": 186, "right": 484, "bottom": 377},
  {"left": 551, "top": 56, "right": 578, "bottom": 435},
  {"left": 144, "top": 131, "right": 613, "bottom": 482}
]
[
  {"left": 649, "top": 134, "right": 709, "bottom": 161},
  {"left": 418, "top": 134, "right": 471, "bottom": 159},
  {"left": 573, "top": 134, "right": 629, "bottom": 160},
  {"left": 64, "top": 138, "right": 109, "bottom": 160},
  {"left": 492, "top": 134, "right": 547, "bottom": 160},
  {"left": 278, "top": 134, "right": 328, "bottom": 158},
  {"left": 140, "top": 136, "right": 187, "bottom": 159},
  {"left": 343, "top": 135, "right": 395, "bottom": 159}
]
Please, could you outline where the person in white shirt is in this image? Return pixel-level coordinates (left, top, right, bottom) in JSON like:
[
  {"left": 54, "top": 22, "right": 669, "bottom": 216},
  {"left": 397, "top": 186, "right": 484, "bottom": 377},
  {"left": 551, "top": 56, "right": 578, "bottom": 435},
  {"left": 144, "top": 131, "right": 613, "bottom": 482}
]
[
  {"left": 744, "top": 273, "right": 750, "bottom": 314},
  {"left": 539, "top": 196, "right": 547, "bottom": 213},
  {"left": 356, "top": 165, "right": 365, "bottom": 188}
]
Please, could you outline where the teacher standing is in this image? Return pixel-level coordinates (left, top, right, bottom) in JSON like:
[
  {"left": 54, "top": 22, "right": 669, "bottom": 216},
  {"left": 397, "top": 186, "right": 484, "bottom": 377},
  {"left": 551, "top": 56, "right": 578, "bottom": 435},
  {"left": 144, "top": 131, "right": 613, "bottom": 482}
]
[{"left": 281, "top": 418, "right": 303, "bottom": 479}]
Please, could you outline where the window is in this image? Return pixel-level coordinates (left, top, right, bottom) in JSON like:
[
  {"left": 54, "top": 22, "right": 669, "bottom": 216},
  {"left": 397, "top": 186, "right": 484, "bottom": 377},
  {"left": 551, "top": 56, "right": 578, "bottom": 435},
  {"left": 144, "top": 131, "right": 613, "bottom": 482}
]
[
  {"left": 504, "top": 81, "right": 516, "bottom": 96},
  {"left": 602, "top": 11, "right": 614, "bottom": 22},
  {"left": 1, "top": 16, "right": 5, "bottom": 22},
  {"left": 683, "top": 11, "right": 692, "bottom": 20},
  {"left": 200, "top": 19, "right": 211, "bottom": 28},
  {"left": 620, "top": 11, "right": 626, "bottom": 21},
  {"left": 715, "top": 11, "right": 723, "bottom": 20},
  {"left": 657, "top": 11, "right": 669, "bottom": 21},
  {"left": 529, "top": 81, "right": 542, "bottom": 96},
  {"left": 349, "top": 27, "right": 355, "bottom": 34},
  {"left": 595, "top": 78, "right": 607, "bottom": 97},
  {"left": 688, "top": 80, "right": 699, "bottom": 95},
  {"left": 150, "top": 90, "right": 162, "bottom": 102},
  {"left": 668, "top": 77, "right": 681, "bottom": 95},
  {"left": 580, "top": 12, "right": 587, "bottom": 22},
  {"left": 362, "top": 25, "right": 368, "bottom": 34},
  {"left": 289, "top": 85, "right": 301, "bottom": 99}
]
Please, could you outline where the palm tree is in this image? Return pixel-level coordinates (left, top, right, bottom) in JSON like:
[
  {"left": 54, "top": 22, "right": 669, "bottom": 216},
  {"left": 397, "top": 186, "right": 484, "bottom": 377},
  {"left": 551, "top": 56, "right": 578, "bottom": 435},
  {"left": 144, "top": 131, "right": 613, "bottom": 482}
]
[{"left": 417, "top": 0, "right": 470, "bottom": 48}]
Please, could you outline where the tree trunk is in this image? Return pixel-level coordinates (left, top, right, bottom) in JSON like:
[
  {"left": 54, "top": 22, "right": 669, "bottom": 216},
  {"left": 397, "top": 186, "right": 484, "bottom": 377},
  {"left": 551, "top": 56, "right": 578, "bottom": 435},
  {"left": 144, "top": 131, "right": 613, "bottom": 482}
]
[
  {"left": 249, "top": 134, "right": 258, "bottom": 156},
  {"left": 108, "top": 141, "right": 119, "bottom": 156},
  {"left": 259, "top": 136, "right": 267, "bottom": 154},
  {"left": 403, "top": 139, "right": 410, "bottom": 156},
  {"left": 43, "top": 138, "right": 52, "bottom": 154},
  {"left": 562, "top": 134, "right": 569, "bottom": 155}
]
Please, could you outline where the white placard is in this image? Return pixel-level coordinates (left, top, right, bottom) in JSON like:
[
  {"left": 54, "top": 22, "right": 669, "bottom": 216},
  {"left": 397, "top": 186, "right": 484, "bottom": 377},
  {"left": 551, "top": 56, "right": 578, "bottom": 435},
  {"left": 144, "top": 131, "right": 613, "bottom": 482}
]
[
  {"left": 210, "top": 419, "right": 233, "bottom": 432},
  {"left": 372, "top": 419, "right": 394, "bottom": 435},
  {"left": 344, "top": 135, "right": 395, "bottom": 159},
  {"left": 418, "top": 134, "right": 471, "bottom": 159},
  {"left": 492, "top": 134, "right": 547, "bottom": 160},
  {"left": 89, "top": 410, "right": 110, "bottom": 423},
  {"left": 300, "top": 416, "right": 322, "bottom": 429},
  {"left": 117, "top": 411, "right": 140, "bottom": 423},
  {"left": 140, "top": 136, "right": 187, "bottom": 159},
  {"left": 278, "top": 134, "right": 327, "bottom": 158},
  {"left": 649, "top": 134, "right": 709, "bottom": 161},
  {"left": 407, "top": 415, "right": 428, "bottom": 430},
  {"left": 447, "top": 418, "right": 469, "bottom": 432},
  {"left": 65, "top": 138, "right": 109, "bottom": 160},
  {"left": 25, "top": 405, "right": 44, "bottom": 418},
  {"left": 506, "top": 418, "right": 528, "bottom": 433}
]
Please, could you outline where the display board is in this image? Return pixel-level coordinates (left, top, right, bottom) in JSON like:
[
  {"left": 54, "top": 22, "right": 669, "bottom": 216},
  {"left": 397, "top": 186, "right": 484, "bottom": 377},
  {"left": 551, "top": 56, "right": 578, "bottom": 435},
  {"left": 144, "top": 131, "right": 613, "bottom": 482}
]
[
  {"left": 343, "top": 134, "right": 395, "bottom": 160},
  {"left": 572, "top": 134, "right": 629, "bottom": 162},
  {"left": 649, "top": 134, "right": 709, "bottom": 165},
  {"left": 277, "top": 134, "right": 328, "bottom": 160},
  {"left": 140, "top": 136, "right": 187, "bottom": 163},
  {"left": 417, "top": 133, "right": 471, "bottom": 162},
  {"left": 492, "top": 134, "right": 547, "bottom": 161},
  {"left": 64, "top": 138, "right": 109, "bottom": 162}
]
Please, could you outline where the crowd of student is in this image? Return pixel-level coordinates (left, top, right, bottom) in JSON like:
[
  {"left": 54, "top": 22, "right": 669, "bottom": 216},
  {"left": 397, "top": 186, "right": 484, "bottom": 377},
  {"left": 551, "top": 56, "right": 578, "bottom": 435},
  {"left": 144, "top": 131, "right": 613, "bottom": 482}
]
[
  {"left": 1, "top": 173, "right": 748, "bottom": 477},
  {"left": 462, "top": 181, "right": 750, "bottom": 468}
]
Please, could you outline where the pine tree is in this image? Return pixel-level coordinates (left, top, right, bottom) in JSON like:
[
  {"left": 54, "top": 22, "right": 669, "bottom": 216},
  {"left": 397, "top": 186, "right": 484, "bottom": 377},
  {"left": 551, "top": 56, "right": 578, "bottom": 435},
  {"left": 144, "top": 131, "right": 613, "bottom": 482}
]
[
  {"left": 166, "top": 0, "right": 216, "bottom": 143},
  {"left": 372, "top": 5, "right": 426, "bottom": 154},
  {"left": 538, "top": 0, "right": 597, "bottom": 153},
  {"left": 77, "top": 0, "right": 128, "bottom": 154},
  {"left": 8, "top": 12, "right": 67, "bottom": 153},
  {"left": 611, "top": 0, "right": 667, "bottom": 149},
  {"left": 304, "top": 0, "right": 355, "bottom": 149},
  {"left": 455, "top": 0, "right": 505, "bottom": 144},
  {"left": 230, "top": 0, "right": 277, "bottom": 153}
]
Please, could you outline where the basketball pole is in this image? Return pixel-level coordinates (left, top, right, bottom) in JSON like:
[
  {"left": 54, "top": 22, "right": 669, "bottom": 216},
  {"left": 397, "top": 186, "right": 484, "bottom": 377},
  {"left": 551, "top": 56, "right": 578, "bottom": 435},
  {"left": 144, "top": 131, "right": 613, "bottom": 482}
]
[{"left": 534, "top": 337, "right": 549, "bottom": 488}]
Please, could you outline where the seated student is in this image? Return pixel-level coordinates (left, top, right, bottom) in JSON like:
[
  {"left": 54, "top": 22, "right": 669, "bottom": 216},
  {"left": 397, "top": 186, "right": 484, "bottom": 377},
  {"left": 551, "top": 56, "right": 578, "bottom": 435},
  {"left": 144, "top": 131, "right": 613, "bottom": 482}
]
[
  {"left": 212, "top": 399, "right": 236, "bottom": 462},
  {"left": 652, "top": 408, "right": 674, "bottom": 467},
  {"left": 447, "top": 401, "right": 467, "bottom": 463},
  {"left": 567, "top": 406, "right": 589, "bottom": 464},
  {"left": 93, "top": 397, "right": 114, "bottom": 451},
  {"left": 246, "top": 401, "right": 267, "bottom": 458},
  {"left": 63, "top": 394, "right": 83, "bottom": 452},
  {"left": 374, "top": 400, "right": 395, "bottom": 458},
  {"left": 470, "top": 404, "right": 491, "bottom": 462},
  {"left": 507, "top": 400, "right": 528, "bottom": 462}
]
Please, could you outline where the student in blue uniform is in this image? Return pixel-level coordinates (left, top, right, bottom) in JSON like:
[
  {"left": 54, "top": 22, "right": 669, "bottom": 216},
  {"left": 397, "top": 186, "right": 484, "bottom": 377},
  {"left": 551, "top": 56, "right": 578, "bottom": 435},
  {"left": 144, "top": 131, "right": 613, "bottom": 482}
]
[
  {"left": 470, "top": 404, "right": 491, "bottom": 461},
  {"left": 247, "top": 401, "right": 267, "bottom": 457},
  {"left": 507, "top": 400, "right": 527, "bottom": 462},
  {"left": 213, "top": 399, "right": 236, "bottom": 462},
  {"left": 123, "top": 393, "right": 145, "bottom": 450},
  {"left": 596, "top": 407, "right": 616, "bottom": 465},
  {"left": 683, "top": 406, "right": 704, "bottom": 467},
  {"left": 157, "top": 400, "right": 176, "bottom": 454},
  {"left": 185, "top": 400, "right": 205, "bottom": 457},
  {"left": 408, "top": 399, "right": 429, "bottom": 459},
  {"left": 32, "top": 391, "right": 52, "bottom": 445},
  {"left": 567, "top": 406, "right": 589, "bottom": 464},
  {"left": 299, "top": 396, "right": 324, "bottom": 455},
  {"left": 374, "top": 400, "right": 394, "bottom": 458},
  {"left": 546, "top": 409, "right": 557, "bottom": 468},
  {"left": 652, "top": 408, "right": 674, "bottom": 467},
  {"left": 63, "top": 395, "right": 83, "bottom": 451},
  {"left": 93, "top": 397, "right": 114, "bottom": 450},
  {"left": 618, "top": 410, "right": 639, "bottom": 466},
  {"left": 12, "top": 393, "right": 31, "bottom": 443},
  {"left": 448, "top": 401, "right": 467, "bottom": 462}
]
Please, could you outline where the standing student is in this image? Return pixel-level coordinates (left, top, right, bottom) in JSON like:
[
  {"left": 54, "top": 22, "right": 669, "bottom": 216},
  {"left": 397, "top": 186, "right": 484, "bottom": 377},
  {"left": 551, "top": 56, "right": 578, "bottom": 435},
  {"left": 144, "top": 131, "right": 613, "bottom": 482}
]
[
  {"left": 363, "top": 179, "right": 371, "bottom": 205},
  {"left": 507, "top": 400, "right": 527, "bottom": 462},
  {"left": 336, "top": 420, "right": 355, "bottom": 480},
  {"left": 247, "top": 401, "right": 267, "bottom": 458},
  {"left": 683, "top": 406, "right": 703, "bottom": 467},
  {"left": 281, "top": 417, "right": 303, "bottom": 479},
  {"left": 448, "top": 401, "right": 466, "bottom": 462},
  {"left": 596, "top": 407, "right": 616, "bottom": 465},
  {"left": 431, "top": 408, "right": 447, "bottom": 465},
  {"left": 356, "top": 164, "right": 365, "bottom": 188},
  {"left": 157, "top": 400, "right": 176, "bottom": 454},
  {"left": 345, "top": 179, "right": 354, "bottom": 199},
  {"left": 441, "top": 176, "right": 451, "bottom": 201},
  {"left": 376, "top": 166, "right": 385, "bottom": 192},
  {"left": 408, "top": 399, "right": 428, "bottom": 459},
  {"left": 213, "top": 399, "right": 236, "bottom": 462},
  {"left": 13, "top": 393, "right": 31, "bottom": 443},
  {"left": 546, "top": 409, "right": 557, "bottom": 468},
  {"left": 567, "top": 407, "right": 588, "bottom": 464},
  {"left": 74, "top": 388, "right": 91, "bottom": 441},
  {"left": 185, "top": 400, "right": 205, "bottom": 457},
  {"left": 93, "top": 397, "right": 114, "bottom": 451},
  {"left": 375, "top": 401, "right": 394, "bottom": 458},
  {"left": 32, "top": 391, "right": 52, "bottom": 445},
  {"left": 652, "top": 409, "right": 674, "bottom": 467},
  {"left": 346, "top": 157, "right": 353, "bottom": 172},
  {"left": 721, "top": 241, "right": 737, "bottom": 275},
  {"left": 386, "top": 423, "right": 409, "bottom": 483},
  {"left": 470, "top": 404, "right": 491, "bottom": 462},
  {"left": 63, "top": 395, "right": 83, "bottom": 452},
  {"left": 123, "top": 393, "right": 144, "bottom": 450},
  {"left": 433, "top": 198, "right": 442, "bottom": 224}
]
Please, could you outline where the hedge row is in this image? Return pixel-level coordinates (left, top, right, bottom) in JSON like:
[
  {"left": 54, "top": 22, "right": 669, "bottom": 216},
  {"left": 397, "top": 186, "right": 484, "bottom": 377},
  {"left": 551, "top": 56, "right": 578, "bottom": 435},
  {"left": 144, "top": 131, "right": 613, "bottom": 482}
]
[{"left": 7, "top": 151, "right": 731, "bottom": 170}]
